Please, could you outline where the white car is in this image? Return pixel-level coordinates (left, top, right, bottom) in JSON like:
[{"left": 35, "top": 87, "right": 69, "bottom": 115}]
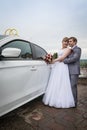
[{"left": 0, "top": 35, "right": 51, "bottom": 117}]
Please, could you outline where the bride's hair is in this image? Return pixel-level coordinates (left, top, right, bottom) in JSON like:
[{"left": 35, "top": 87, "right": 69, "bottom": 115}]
[{"left": 62, "top": 37, "right": 69, "bottom": 42}]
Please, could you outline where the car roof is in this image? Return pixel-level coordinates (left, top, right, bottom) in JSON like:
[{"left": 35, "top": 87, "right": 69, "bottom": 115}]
[
  {"left": 0, "top": 35, "right": 8, "bottom": 40},
  {"left": 0, "top": 35, "right": 19, "bottom": 41},
  {"left": 0, "top": 35, "right": 30, "bottom": 47}
]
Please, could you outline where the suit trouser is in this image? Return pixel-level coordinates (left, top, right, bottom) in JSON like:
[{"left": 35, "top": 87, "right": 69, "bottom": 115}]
[{"left": 69, "top": 74, "right": 79, "bottom": 105}]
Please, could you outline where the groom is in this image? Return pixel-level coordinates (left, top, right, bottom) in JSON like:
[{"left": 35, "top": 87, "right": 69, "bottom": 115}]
[{"left": 63, "top": 37, "right": 81, "bottom": 107}]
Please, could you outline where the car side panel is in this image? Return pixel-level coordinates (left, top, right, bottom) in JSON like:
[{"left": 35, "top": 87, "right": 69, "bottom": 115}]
[{"left": 0, "top": 60, "right": 51, "bottom": 116}]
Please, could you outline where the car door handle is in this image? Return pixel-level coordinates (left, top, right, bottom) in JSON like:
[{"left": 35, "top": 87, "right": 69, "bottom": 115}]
[{"left": 30, "top": 66, "right": 37, "bottom": 71}]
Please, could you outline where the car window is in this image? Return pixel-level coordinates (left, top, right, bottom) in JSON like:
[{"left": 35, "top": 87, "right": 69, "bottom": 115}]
[
  {"left": 1, "top": 40, "right": 32, "bottom": 60},
  {"left": 33, "top": 44, "right": 47, "bottom": 60}
]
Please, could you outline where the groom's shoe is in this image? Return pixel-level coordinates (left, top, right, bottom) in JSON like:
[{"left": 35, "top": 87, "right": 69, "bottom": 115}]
[
  {"left": 72, "top": 106, "right": 77, "bottom": 108},
  {"left": 75, "top": 102, "right": 77, "bottom": 107}
]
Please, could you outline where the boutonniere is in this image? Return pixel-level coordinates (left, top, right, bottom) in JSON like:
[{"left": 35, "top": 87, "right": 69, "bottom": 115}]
[{"left": 68, "top": 47, "right": 73, "bottom": 53}]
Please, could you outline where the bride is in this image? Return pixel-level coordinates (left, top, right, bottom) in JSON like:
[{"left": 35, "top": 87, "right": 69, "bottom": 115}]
[{"left": 43, "top": 37, "right": 75, "bottom": 108}]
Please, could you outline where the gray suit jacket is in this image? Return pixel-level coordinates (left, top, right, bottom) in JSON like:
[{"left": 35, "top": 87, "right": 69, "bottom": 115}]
[{"left": 64, "top": 46, "right": 81, "bottom": 75}]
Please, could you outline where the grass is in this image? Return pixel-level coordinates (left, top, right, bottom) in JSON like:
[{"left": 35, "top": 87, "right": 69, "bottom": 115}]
[{"left": 80, "top": 59, "right": 87, "bottom": 68}]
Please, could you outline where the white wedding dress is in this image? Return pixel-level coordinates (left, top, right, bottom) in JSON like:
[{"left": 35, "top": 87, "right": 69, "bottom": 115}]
[{"left": 43, "top": 49, "right": 75, "bottom": 108}]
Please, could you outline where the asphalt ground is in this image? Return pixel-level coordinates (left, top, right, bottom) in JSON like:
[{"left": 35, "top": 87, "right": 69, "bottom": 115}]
[{"left": 0, "top": 78, "right": 87, "bottom": 130}]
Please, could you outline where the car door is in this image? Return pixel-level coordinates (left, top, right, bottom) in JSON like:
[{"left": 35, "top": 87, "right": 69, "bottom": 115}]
[
  {"left": 0, "top": 39, "right": 50, "bottom": 116},
  {"left": 31, "top": 43, "right": 51, "bottom": 93}
]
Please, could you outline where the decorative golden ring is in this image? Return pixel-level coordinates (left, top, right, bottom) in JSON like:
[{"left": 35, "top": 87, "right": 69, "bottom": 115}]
[{"left": 5, "top": 28, "right": 18, "bottom": 36}]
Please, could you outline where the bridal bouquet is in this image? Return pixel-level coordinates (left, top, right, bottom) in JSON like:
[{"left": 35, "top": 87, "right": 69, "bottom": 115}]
[{"left": 44, "top": 53, "right": 53, "bottom": 63}]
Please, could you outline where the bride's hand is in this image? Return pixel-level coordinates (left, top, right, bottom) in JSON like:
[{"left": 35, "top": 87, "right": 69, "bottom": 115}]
[{"left": 51, "top": 59, "right": 56, "bottom": 64}]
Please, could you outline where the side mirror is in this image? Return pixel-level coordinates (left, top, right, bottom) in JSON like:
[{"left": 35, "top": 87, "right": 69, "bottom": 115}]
[{"left": 1, "top": 48, "right": 21, "bottom": 57}]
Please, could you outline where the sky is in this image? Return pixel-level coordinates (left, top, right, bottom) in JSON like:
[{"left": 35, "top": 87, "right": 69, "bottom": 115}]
[{"left": 0, "top": 0, "right": 87, "bottom": 58}]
